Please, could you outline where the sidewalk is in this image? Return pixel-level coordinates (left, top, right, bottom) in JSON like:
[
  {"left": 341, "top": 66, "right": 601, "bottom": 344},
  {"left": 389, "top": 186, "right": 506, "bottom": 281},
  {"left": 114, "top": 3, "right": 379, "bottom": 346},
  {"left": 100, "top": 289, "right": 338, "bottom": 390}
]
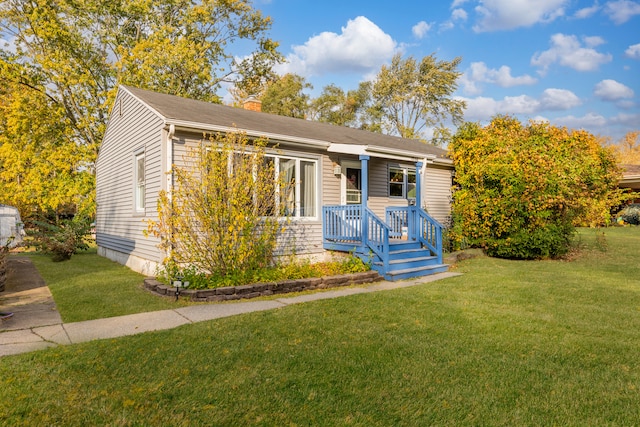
[{"left": 1, "top": 257, "right": 460, "bottom": 358}]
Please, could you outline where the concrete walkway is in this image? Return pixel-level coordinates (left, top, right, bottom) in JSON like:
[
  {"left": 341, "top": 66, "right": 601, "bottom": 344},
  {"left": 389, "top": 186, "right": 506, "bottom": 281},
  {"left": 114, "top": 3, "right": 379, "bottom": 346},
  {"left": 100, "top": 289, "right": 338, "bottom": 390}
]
[{"left": 1, "top": 257, "right": 460, "bottom": 358}]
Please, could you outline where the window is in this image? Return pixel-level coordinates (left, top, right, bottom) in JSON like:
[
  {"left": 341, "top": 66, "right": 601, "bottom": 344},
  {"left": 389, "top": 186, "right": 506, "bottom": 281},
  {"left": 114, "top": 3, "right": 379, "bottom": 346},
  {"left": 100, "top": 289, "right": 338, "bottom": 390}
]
[
  {"left": 389, "top": 166, "right": 416, "bottom": 201},
  {"left": 206, "top": 149, "right": 318, "bottom": 219},
  {"left": 275, "top": 155, "right": 317, "bottom": 218},
  {"left": 135, "top": 151, "right": 145, "bottom": 211}
]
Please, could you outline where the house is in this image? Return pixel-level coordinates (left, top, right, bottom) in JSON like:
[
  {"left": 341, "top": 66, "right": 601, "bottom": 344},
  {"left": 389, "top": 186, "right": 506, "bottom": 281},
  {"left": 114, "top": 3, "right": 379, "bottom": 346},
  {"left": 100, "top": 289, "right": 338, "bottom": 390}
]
[
  {"left": 96, "top": 86, "right": 454, "bottom": 281},
  {"left": 620, "top": 164, "right": 640, "bottom": 203}
]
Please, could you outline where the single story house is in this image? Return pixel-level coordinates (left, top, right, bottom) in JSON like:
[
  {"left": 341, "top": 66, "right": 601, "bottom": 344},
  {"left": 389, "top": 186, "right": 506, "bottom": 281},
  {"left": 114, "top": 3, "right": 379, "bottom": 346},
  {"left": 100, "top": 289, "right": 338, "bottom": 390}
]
[
  {"left": 96, "top": 86, "right": 454, "bottom": 281},
  {"left": 620, "top": 164, "right": 640, "bottom": 203}
]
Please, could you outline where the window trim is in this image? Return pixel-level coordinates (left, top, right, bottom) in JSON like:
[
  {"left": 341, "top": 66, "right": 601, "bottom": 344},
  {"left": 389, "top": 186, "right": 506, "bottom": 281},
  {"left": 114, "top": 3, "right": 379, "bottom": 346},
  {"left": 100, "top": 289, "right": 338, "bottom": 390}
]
[
  {"left": 134, "top": 149, "right": 146, "bottom": 213},
  {"left": 270, "top": 153, "right": 319, "bottom": 220},
  {"left": 388, "top": 164, "right": 417, "bottom": 201}
]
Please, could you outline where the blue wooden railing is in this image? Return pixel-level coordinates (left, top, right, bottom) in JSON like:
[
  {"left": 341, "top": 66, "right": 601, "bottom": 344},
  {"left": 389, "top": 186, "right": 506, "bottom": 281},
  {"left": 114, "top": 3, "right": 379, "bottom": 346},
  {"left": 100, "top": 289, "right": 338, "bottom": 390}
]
[
  {"left": 323, "top": 204, "right": 443, "bottom": 268},
  {"left": 323, "top": 204, "right": 363, "bottom": 243},
  {"left": 364, "top": 207, "right": 390, "bottom": 272},
  {"left": 385, "top": 206, "right": 443, "bottom": 264}
]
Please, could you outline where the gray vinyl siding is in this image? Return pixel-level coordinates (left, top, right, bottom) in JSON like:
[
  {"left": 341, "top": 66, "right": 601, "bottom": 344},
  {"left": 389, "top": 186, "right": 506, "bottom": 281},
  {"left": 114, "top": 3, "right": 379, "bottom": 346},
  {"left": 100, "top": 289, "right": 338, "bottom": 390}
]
[
  {"left": 322, "top": 154, "right": 342, "bottom": 206},
  {"left": 96, "top": 90, "right": 165, "bottom": 263},
  {"left": 424, "top": 165, "right": 453, "bottom": 226}
]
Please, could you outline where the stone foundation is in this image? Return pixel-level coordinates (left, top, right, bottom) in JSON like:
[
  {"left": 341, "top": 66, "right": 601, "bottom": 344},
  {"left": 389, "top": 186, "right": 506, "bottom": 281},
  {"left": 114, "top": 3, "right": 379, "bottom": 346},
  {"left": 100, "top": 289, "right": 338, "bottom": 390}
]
[{"left": 144, "top": 270, "right": 383, "bottom": 301}]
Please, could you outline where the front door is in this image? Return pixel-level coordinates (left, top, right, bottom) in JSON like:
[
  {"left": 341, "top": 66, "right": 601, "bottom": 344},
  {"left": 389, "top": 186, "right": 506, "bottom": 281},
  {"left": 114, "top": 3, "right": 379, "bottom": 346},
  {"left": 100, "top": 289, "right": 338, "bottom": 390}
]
[{"left": 341, "top": 161, "right": 362, "bottom": 205}]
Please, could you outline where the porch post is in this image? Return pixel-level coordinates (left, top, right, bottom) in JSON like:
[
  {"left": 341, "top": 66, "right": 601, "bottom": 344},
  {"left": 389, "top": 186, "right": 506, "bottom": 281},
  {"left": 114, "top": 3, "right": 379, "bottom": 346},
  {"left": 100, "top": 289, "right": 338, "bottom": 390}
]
[
  {"left": 359, "top": 155, "right": 370, "bottom": 207},
  {"left": 415, "top": 161, "right": 423, "bottom": 209},
  {"left": 359, "top": 155, "right": 370, "bottom": 251}
]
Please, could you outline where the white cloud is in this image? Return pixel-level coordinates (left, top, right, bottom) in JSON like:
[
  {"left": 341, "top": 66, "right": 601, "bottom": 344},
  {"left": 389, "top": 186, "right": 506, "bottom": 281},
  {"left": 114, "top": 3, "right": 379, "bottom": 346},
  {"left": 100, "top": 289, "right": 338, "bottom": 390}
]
[
  {"left": 472, "top": 0, "right": 568, "bottom": 32},
  {"left": 460, "top": 88, "right": 581, "bottom": 120},
  {"left": 539, "top": 88, "right": 582, "bottom": 110},
  {"left": 278, "top": 16, "right": 396, "bottom": 77},
  {"left": 610, "top": 112, "right": 640, "bottom": 125},
  {"left": 604, "top": 0, "right": 640, "bottom": 24},
  {"left": 593, "top": 79, "right": 635, "bottom": 100},
  {"left": 461, "top": 62, "right": 537, "bottom": 94},
  {"left": 452, "top": 0, "right": 471, "bottom": 7},
  {"left": 574, "top": 4, "right": 600, "bottom": 18},
  {"left": 555, "top": 112, "right": 608, "bottom": 128},
  {"left": 412, "top": 21, "right": 432, "bottom": 39},
  {"left": 531, "top": 33, "right": 612, "bottom": 74},
  {"left": 625, "top": 43, "right": 640, "bottom": 59},
  {"left": 583, "top": 36, "right": 606, "bottom": 47},
  {"left": 452, "top": 8, "right": 468, "bottom": 21}
]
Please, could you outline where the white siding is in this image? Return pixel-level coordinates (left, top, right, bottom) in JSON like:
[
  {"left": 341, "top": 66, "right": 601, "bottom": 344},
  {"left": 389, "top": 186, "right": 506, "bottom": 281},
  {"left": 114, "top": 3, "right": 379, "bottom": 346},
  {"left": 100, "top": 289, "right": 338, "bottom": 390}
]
[
  {"left": 96, "top": 90, "right": 165, "bottom": 268},
  {"left": 424, "top": 164, "right": 453, "bottom": 226}
]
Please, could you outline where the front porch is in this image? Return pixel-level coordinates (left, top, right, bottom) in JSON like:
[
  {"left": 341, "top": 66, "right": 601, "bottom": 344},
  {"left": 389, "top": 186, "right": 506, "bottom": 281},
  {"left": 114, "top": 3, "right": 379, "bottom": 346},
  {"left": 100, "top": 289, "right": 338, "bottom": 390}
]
[
  {"left": 322, "top": 205, "right": 447, "bottom": 281},
  {"left": 322, "top": 155, "right": 448, "bottom": 281}
]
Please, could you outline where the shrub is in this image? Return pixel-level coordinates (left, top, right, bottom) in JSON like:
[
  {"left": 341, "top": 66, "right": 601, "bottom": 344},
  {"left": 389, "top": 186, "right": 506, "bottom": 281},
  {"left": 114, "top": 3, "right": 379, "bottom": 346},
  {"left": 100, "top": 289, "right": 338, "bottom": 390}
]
[
  {"left": 484, "top": 223, "right": 574, "bottom": 259},
  {"left": 156, "top": 255, "right": 370, "bottom": 290},
  {"left": 449, "top": 116, "right": 622, "bottom": 259},
  {"left": 145, "top": 131, "right": 287, "bottom": 280},
  {"left": 31, "top": 216, "right": 91, "bottom": 262},
  {"left": 616, "top": 204, "right": 640, "bottom": 225}
]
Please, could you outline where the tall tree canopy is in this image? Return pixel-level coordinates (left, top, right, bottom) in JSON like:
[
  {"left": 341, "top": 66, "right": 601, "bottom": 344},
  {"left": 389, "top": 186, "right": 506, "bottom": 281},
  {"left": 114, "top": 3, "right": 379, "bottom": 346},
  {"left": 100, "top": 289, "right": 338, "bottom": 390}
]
[
  {"left": 0, "top": 0, "right": 281, "bottom": 218},
  {"left": 261, "top": 73, "right": 311, "bottom": 119},
  {"left": 449, "top": 116, "right": 622, "bottom": 259},
  {"left": 260, "top": 54, "right": 465, "bottom": 145},
  {"left": 310, "top": 82, "right": 372, "bottom": 128},
  {"left": 370, "top": 53, "right": 466, "bottom": 145}
]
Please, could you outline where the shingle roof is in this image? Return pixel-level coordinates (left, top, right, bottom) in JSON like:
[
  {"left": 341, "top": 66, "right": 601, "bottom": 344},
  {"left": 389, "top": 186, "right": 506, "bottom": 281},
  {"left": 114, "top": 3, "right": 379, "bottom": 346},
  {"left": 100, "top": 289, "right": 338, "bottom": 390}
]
[{"left": 122, "top": 85, "right": 449, "bottom": 160}]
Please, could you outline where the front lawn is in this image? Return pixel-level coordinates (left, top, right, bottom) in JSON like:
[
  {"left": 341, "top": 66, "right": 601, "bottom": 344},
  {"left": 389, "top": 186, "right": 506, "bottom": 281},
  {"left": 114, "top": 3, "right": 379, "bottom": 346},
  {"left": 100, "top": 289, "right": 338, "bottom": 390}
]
[
  {"left": 27, "top": 249, "right": 193, "bottom": 322},
  {"left": 1, "top": 227, "right": 639, "bottom": 425}
]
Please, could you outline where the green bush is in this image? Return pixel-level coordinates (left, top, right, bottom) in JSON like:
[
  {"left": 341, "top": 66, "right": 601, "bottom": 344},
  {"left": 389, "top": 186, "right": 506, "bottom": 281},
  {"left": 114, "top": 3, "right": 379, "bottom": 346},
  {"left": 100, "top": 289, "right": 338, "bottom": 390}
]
[
  {"left": 616, "top": 204, "right": 640, "bottom": 225},
  {"left": 484, "top": 224, "right": 574, "bottom": 259},
  {"left": 31, "top": 216, "right": 91, "bottom": 262}
]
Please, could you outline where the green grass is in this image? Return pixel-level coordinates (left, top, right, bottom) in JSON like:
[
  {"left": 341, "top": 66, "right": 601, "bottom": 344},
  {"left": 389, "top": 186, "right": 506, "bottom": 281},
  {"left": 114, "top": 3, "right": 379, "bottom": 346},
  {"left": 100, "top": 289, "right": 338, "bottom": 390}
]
[
  {"left": 28, "top": 248, "right": 193, "bottom": 322},
  {"left": 2, "top": 227, "right": 640, "bottom": 425}
]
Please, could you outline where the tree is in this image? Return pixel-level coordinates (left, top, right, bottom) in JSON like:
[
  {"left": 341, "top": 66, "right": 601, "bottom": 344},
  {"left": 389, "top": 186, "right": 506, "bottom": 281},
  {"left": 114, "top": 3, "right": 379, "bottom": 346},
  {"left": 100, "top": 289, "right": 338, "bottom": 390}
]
[
  {"left": 449, "top": 116, "right": 622, "bottom": 259},
  {"left": 370, "top": 53, "right": 466, "bottom": 145},
  {"left": 310, "top": 83, "right": 371, "bottom": 128},
  {"left": 0, "top": 77, "right": 94, "bottom": 219},
  {"left": 261, "top": 73, "right": 311, "bottom": 118},
  {"left": 145, "top": 132, "right": 287, "bottom": 279},
  {"left": 0, "top": 0, "right": 281, "bottom": 218},
  {"left": 613, "top": 131, "right": 640, "bottom": 165}
]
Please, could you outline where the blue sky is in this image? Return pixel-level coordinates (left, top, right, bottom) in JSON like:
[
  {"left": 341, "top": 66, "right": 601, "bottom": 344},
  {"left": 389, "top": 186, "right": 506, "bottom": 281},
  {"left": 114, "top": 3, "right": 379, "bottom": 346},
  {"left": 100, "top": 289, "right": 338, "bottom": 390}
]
[{"left": 252, "top": 0, "right": 639, "bottom": 142}]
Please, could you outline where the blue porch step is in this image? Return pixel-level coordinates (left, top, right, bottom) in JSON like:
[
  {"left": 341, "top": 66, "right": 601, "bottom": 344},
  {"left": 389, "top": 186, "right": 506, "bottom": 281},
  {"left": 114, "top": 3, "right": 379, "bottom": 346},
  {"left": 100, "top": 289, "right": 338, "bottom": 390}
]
[{"left": 369, "top": 241, "right": 448, "bottom": 281}]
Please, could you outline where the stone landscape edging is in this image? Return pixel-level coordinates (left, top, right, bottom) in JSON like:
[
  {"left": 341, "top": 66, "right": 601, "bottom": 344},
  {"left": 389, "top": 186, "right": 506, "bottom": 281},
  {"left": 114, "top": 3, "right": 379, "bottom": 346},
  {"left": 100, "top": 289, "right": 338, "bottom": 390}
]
[{"left": 144, "top": 270, "right": 383, "bottom": 301}]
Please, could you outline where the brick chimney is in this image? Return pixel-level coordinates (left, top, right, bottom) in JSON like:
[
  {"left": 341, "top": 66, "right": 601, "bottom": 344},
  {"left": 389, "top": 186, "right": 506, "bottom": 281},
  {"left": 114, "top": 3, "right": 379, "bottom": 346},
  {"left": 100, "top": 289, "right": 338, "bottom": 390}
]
[{"left": 242, "top": 96, "right": 262, "bottom": 112}]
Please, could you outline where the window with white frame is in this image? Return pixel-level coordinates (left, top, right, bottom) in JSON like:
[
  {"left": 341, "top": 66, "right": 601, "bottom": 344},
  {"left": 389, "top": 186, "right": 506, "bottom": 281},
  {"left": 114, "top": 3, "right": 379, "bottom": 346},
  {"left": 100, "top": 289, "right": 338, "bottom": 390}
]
[
  {"left": 275, "top": 155, "right": 317, "bottom": 218},
  {"left": 389, "top": 166, "right": 416, "bottom": 200},
  {"left": 134, "top": 151, "right": 145, "bottom": 212},
  {"left": 204, "top": 148, "right": 318, "bottom": 219}
]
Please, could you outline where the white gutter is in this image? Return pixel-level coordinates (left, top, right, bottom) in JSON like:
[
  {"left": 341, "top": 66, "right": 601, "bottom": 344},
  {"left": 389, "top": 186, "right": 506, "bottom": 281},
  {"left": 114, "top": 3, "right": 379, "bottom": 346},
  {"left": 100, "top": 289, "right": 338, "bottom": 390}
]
[{"left": 167, "top": 119, "right": 331, "bottom": 149}]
